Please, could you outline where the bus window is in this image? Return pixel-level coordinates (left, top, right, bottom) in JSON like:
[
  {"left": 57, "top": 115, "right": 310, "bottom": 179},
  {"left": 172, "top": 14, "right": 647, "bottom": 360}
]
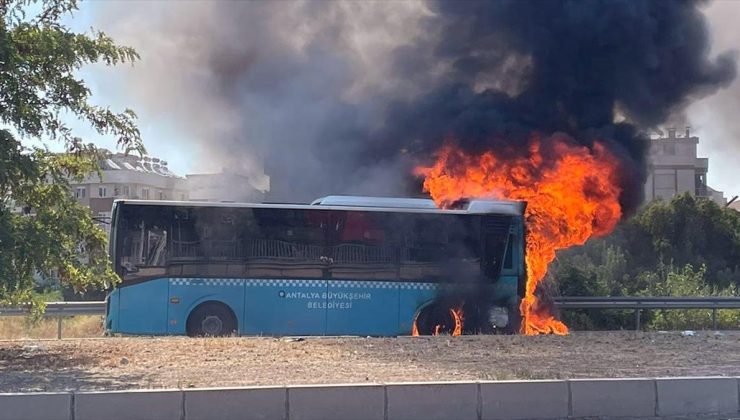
[
  {"left": 480, "top": 216, "right": 514, "bottom": 281},
  {"left": 245, "top": 208, "right": 327, "bottom": 279},
  {"left": 168, "top": 207, "right": 247, "bottom": 277},
  {"left": 118, "top": 205, "right": 170, "bottom": 282},
  {"left": 502, "top": 234, "right": 514, "bottom": 271},
  {"left": 327, "top": 211, "right": 400, "bottom": 280},
  {"left": 399, "top": 214, "right": 450, "bottom": 281},
  {"left": 398, "top": 214, "right": 511, "bottom": 283},
  {"left": 170, "top": 207, "right": 200, "bottom": 262},
  {"left": 446, "top": 215, "right": 483, "bottom": 283}
]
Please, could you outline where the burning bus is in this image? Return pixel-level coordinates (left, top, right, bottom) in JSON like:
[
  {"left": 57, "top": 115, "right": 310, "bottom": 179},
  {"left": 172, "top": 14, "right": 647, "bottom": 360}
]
[{"left": 105, "top": 195, "right": 526, "bottom": 336}]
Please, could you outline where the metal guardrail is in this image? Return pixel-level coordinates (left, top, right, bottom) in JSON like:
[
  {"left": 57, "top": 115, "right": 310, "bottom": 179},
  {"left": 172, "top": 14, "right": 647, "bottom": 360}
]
[
  {"left": 554, "top": 296, "right": 740, "bottom": 330},
  {"left": 0, "top": 302, "right": 105, "bottom": 339},
  {"left": 0, "top": 301, "right": 106, "bottom": 317},
  {"left": 1, "top": 297, "right": 739, "bottom": 338}
]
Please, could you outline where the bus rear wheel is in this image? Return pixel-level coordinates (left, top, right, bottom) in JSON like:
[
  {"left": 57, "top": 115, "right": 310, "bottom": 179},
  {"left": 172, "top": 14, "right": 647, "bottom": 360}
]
[
  {"left": 414, "top": 304, "right": 459, "bottom": 336},
  {"left": 186, "top": 302, "right": 237, "bottom": 337}
]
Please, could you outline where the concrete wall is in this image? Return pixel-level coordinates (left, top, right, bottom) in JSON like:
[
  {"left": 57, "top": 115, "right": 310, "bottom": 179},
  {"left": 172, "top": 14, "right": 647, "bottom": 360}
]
[{"left": 1, "top": 377, "right": 739, "bottom": 420}]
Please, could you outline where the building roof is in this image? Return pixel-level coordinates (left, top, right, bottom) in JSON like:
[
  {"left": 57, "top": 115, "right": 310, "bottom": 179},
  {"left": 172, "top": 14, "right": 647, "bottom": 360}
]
[
  {"left": 729, "top": 200, "right": 740, "bottom": 212},
  {"left": 99, "top": 150, "right": 184, "bottom": 179}
]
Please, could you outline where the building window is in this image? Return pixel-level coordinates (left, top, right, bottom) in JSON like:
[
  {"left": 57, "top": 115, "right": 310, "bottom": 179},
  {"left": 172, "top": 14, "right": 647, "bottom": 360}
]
[
  {"left": 114, "top": 186, "right": 121, "bottom": 196},
  {"left": 75, "top": 187, "right": 86, "bottom": 199},
  {"left": 99, "top": 187, "right": 107, "bottom": 197},
  {"left": 159, "top": 191, "right": 165, "bottom": 200},
  {"left": 123, "top": 186, "right": 130, "bottom": 196},
  {"left": 141, "top": 188, "right": 150, "bottom": 200},
  {"left": 695, "top": 173, "right": 708, "bottom": 197}
]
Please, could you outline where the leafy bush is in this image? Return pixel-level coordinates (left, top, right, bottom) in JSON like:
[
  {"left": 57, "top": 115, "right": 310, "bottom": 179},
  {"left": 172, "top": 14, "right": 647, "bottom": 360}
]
[{"left": 553, "top": 194, "right": 740, "bottom": 330}]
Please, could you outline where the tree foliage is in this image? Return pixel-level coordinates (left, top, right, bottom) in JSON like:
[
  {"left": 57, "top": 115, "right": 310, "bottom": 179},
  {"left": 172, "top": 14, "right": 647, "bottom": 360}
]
[
  {"left": 553, "top": 193, "right": 740, "bottom": 330},
  {"left": 0, "top": 0, "right": 141, "bottom": 307}
]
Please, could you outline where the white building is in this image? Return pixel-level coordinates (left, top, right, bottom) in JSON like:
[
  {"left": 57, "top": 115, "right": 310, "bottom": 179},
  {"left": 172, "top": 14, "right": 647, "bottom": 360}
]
[
  {"left": 644, "top": 128, "right": 726, "bottom": 206},
  {"left": 71, "top": 151, "right": 189, "bottom": 221},
  {"left": 70, "top": 151, "right": 273, "bottom": 222}
]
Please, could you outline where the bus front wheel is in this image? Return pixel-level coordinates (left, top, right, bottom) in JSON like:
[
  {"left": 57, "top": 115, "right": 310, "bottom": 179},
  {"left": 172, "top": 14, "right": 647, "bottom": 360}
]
[
  {"left": 502, "top": 300, "right": 522, "bottom": 335},
  {"left": 186, "top": 302, "right": 237, "bottom": 337}
]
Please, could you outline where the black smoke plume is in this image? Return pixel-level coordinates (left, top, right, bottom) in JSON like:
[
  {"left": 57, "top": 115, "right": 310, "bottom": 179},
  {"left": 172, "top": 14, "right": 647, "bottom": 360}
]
[
  {"left": 357, "top": 0, "right": 736, "bottom": 215},
  {"left": 97, "top": 0, "right": 735, "bottom": 214}
]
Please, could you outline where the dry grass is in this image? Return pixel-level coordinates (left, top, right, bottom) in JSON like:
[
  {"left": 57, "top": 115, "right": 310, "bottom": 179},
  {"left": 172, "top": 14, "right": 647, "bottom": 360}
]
[
  {"left": 0, "top": 316, "right": 104, "bottom": 340},
  {"left": 1, "top": 331, "right": 740, "bottom": 392}
]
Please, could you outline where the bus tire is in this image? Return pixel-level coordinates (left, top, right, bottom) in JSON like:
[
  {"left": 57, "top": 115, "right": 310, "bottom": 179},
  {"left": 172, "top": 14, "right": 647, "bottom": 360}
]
[
  {"left": 186, "top": 302, "right": 237, "bottom": 337},
  {"left": 414, "top": 303, "right": 458, "bottom": 336}
]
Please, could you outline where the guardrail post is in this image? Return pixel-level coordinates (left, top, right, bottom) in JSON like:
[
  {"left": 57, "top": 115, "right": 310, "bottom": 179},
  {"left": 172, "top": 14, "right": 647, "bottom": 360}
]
[
  {"left": 712, "top": 308, "right": 717, "bottom": 330},
  {"left": 634, "top": 308, "right": 641, "bottom": 331},
  {"left": 56, "top": 316, "right": 62, "bottom": 339}
]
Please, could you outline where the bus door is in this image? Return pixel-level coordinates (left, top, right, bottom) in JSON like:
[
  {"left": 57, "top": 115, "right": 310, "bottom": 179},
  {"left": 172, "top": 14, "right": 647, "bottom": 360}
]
[
  {"left": 242, "top": 208, "right": 329, "bottom": 335},
  {"left": 325, "top": 210, "right": 400, "bottom": 336},
  {"left": 115, "top": 204, "right": 171, "bottom": 334},
  {"left": 481, "top": 215, "right": 516, "bottom": 303}
]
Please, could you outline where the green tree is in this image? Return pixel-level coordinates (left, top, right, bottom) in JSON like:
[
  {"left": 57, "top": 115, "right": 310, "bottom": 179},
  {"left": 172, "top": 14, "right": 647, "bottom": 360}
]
[
  {"left": 642, "top": 264, "right": 740, "bottom": 330},
  {"left": 0, "top": 0, "right": 141, "bottom": 309},
  {"left": 631, "top": 194, "right": 740, "bottom": 288},
  {"left": 554, "top": 193, "right": 740, "bottom": 329}
]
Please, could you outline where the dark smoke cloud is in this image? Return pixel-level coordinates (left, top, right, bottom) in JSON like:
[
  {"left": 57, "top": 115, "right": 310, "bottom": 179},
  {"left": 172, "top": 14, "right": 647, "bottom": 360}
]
[
  {"left": 95, "top": 0, "right": 735, "bottom": 211},
  {"left": 360, "top": 0, "right": 736, "bottom": 214},
  {"left": 93, "top": 1, "right": 429, "bottom": 200}
]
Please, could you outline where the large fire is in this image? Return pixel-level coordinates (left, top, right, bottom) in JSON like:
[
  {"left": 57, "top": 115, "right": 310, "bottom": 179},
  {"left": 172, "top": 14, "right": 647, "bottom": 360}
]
[{"left": 415, "top": 136, "right": 623, "bottom": 335}]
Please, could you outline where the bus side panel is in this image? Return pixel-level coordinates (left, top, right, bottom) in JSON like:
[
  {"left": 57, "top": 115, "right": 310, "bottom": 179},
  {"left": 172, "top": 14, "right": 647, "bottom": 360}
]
[
  {"left": 167, "top": 278, "right": 246, "bottom": 335},
  {"left": 117, "top": 278, "right": 169, "bottom": 334},
  {"left": 243, "top": 279, "right": 328, "bottom": 336},
  {"left": 325, "top": 281, "right": 400, "bottom": 336},
  {"left": 398, "top": 282, "right": 438, "bottom": 334},
  {"left": 492, "top": 275, "right": 519, "bottom": 305},
  {"left": 106, "top": 288, "right": 121, "bottom": 332}
]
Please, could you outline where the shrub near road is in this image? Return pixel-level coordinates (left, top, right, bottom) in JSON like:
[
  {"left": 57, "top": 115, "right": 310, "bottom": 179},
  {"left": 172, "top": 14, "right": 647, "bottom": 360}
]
[{"left": 555, "top": 193, "right": 740, "bottom": 330}]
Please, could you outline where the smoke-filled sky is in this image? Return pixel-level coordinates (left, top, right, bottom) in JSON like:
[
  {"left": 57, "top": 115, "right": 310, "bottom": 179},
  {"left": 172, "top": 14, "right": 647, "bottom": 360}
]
[{"left": 69, "top": 0, "right": 739, "bottom": 203}]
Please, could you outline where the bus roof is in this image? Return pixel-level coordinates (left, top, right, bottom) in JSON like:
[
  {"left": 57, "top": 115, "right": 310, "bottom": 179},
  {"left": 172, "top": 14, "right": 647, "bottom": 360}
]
[{"left": 113, "top": 195, "right": 526, "bottom": 216}]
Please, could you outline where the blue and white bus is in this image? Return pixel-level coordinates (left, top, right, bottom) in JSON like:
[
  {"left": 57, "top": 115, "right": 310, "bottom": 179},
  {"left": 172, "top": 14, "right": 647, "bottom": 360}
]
[{"left": 105, "top": 196, "right": 526, "bottom": 336}]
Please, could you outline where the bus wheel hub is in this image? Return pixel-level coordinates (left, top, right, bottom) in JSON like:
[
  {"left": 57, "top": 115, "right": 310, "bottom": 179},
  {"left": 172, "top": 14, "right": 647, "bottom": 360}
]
[{"left": 202, "top": 315, "right": 223, "bottom": 335}]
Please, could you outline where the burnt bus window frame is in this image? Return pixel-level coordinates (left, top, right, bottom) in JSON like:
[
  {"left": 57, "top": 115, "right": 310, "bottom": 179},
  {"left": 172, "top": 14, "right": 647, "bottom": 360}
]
[
  {"left": 170, "top": 206, "right": 329, "bottom": 279},
  {"left": 502, "top": 233, "right": 514, "bottom": 271},
  {"left": 397, "top": 213, "right": 512, "bottom": 284},
  {"left": 113, "top": 203, "right": 516, "bottom": 286},
  {"left": 326, "top": 210, "right": 401, "bottom": 280},
  {"left": 115, "top": 204, "right": 172, "bottom": 283},
  {"left": 170, "top": 207, "right": 246, "bottom": 263},
  {"left": 480, "top": 215, "right": 514, "bottom": 281},
  {"left": 245, "top": 207, "right": 328, "bottom": 279},
  {"left": 110, "top": 201, "right": 120, "bottom": 277}
]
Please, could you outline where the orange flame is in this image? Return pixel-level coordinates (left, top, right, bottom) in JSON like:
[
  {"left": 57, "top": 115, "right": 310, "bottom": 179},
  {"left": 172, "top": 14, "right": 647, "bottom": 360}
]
[
  {"left": 450, "top": 307, "right": 463, "bottom": 336},
  {"left": 415, "top": 136, "right": 623, "bottom": 335}
]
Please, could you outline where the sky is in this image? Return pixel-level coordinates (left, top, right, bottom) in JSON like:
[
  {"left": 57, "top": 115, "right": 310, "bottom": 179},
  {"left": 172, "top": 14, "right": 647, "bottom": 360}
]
[{"left": 55, "top": 0, "right": 740, "bottom": 201}]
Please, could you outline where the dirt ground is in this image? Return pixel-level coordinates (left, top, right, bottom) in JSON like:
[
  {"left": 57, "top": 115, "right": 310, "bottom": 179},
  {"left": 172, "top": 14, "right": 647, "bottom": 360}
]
[{"left": 1, "top": 331, "right": 739, "bottom": 392}]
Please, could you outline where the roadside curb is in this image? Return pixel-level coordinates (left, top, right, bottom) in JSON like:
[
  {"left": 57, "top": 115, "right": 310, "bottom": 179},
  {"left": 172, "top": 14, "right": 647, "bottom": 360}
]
[{"left": 1, "top": 377, "right": 738, "bottom": 420}]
